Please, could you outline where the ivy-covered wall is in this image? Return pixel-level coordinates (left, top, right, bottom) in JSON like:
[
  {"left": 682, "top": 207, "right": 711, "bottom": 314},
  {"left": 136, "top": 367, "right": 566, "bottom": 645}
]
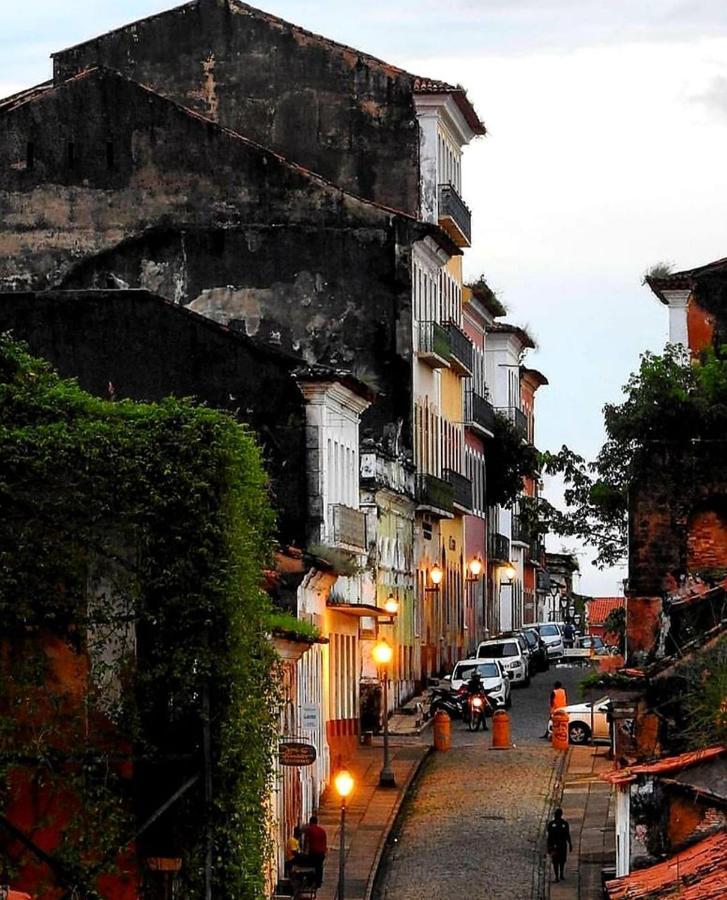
[{"left": 0, "top": 335, "right": 278, "bottom": 898}]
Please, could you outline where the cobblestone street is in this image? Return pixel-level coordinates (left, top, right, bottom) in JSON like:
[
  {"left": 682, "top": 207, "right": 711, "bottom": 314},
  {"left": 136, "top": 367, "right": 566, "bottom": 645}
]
[{"left": 373, "top": 665, "right": 585, "bottom": 900}]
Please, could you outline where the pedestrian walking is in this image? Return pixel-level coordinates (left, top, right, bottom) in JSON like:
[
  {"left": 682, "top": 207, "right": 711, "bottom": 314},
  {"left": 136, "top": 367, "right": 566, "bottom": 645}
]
[
  {"left": 303, "top": 814, "right": 328, "bottom": 888},
  {"left": 541, "top": 680, "right": 568, "bottom": 738},
  {"left": 546, "top": 807, "right": 573, "bottom": 882},
  {"left": 284, "top": 825, "right": 303, "bottom": 876}
]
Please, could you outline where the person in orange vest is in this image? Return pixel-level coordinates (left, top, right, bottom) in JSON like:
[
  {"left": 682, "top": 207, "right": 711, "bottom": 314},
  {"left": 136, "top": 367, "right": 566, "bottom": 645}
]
[{"left": 541, "top": 680, "right": 568, "bottom": 738}]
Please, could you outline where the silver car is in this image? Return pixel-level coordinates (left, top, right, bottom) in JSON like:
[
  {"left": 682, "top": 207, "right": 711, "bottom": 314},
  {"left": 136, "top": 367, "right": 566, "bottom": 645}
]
[{"left": 535, "top": 622, "right": 565, "bottom": 660}]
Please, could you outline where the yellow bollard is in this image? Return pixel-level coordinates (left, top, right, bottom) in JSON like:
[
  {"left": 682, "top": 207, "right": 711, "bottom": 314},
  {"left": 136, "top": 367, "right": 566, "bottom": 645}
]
[{"left": 433, "top": 710, "right": 451, "bottom": 751}]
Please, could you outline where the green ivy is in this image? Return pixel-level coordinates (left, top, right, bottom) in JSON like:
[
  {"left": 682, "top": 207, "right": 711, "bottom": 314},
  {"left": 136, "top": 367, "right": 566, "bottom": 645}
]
[{"left": 0, "top": 335, "right": 278, "bottom": 897}]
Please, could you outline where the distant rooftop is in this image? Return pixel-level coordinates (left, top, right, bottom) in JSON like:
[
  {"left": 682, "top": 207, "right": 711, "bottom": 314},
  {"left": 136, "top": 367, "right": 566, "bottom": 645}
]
[{"left": 646, "top": 256, "right": 727, "bottom": 304}]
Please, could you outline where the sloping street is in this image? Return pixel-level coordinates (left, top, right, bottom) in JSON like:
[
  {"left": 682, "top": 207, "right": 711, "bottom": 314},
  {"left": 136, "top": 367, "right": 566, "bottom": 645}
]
[{"left": 374, "top": 666, "right": 585, "bottom": 900}]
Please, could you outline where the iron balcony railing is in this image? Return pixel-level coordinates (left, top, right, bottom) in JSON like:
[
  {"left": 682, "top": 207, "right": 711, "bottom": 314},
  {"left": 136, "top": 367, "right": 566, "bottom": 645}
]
[
  {"left": 499, "top": 406, "right": 528, "bottom": 439},
  {"left": 443, "top": 468, "right": 472, "bottom": 512},
  {"left": 417, "top": 320, "right": 451, "bottom": 368},
  {"left": 330, "top": 504, "right": 367, "bottom": 552},
  {"left": 511, "top": 515, "right": 526, "bottom": 543},
  {"left": 438, "top": 183, "right": 472, "bottom": 247},
  {"left": 488, "top": 531, "right": 510, "bottom": 562},
  {"left": 464, "top": 390, "right": 496, "bottom": 435},
  {"left": 446, "top": 320, "right": 473, "bottom": 375},
  {"left": 416, "top": 473, "right": 454, "bottom": 517}
]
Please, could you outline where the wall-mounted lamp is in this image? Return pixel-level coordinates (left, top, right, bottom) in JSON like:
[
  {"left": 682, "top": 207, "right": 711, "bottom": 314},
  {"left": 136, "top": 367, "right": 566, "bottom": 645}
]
[
  {"left": 383, "top": 593, "right": 399, "bottom": 616},
  {"left": 428, "top": 563, "right": 443, "bottom": 589},
  {"left": 501, "top": 562, "right": 516, "bottom": 582},
  {"left": 466, "top": 556, "right": 483, "bottom": 581}
]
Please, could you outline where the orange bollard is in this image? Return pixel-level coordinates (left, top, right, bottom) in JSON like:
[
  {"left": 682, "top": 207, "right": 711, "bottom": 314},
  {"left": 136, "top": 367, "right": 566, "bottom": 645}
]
[
  {"left": 551, "top": 709, "right": 570, "bottom": 751},
  {"left": 433, "top": 710, "right": 451, "bottom": 752},
  {"left": 490, "top": 709, "right": 511, "bottom": 749}
]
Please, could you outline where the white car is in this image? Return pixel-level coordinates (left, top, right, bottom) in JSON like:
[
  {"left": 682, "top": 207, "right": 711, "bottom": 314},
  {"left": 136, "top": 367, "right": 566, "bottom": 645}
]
[
  {"left": 548, "top": 696, "right": 611, "bottom": 744},
  {"left": 447, "top": 658, "right": 512, "bottom": 708},
  {"left": 476, "top": 638, "right": 529, "bottom": 686},
  {"left": 535, "top": 622, "right": 565, "bottom": 660}
]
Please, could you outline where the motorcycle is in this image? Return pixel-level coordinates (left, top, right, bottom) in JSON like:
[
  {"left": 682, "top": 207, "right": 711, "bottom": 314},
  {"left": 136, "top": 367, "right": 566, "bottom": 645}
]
[
  {"left": 428, "top": 685, "right": 468, "bottom": 720},
  {"left": 465, "top": 691, "right": 492, "bottom": 731}
]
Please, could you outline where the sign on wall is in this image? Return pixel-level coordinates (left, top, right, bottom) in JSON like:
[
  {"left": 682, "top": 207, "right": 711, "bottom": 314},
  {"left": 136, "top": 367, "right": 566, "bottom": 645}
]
[
  {"left": 279, "top": 741, "right": 317, "bottom": 767},
  {"left": 300, "top": 705, "right": 318, "bottom": 730}
]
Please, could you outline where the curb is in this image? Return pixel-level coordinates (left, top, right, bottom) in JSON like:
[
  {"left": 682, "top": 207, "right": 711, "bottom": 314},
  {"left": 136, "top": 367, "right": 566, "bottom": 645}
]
[
  {"left": 363, "top": 744, "right": 433, "bottom": 900},
  {"left": 534, "top": 747, "right": 571, "bottom": 900}
]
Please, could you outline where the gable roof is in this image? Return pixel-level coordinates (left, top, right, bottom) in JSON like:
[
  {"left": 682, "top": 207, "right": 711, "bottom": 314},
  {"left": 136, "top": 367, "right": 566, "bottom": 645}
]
[
  {"left": 604, "top": 830, "right": 727, "bottom": 899},
  {"left": 485, "top": 322, "right": 536, "bottom": 350},
  {"left": 51, "top": 1, "right": 485, "bottom": 136}
]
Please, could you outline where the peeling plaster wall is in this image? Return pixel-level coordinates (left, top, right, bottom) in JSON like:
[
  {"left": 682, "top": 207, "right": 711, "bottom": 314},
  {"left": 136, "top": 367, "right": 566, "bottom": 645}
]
[
  {"left": 52, "top": 0, "right": 421, "bottom": 214},
  {"left": 0, "top": 69, "right": 418, "bottom": 454},
  {"left": 0, "top": 289, "right": 308, "bottom": 546}
]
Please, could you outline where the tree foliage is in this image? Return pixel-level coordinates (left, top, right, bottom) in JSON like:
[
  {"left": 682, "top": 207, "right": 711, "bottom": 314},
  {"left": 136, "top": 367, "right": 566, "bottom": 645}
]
[
  {"left": 0, "top": 336, "right": 278, "bottom": 897},
  {"left": 538, "top": 343, "right": 727, "bottom": 567},
  {"left": 487, "top": 412, "right": 540, "bottom": 508}
]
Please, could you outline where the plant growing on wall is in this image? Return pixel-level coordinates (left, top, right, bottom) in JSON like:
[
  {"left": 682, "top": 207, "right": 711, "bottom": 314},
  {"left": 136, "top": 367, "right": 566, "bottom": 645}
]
[
  {"left": 486, "top": 412, "right": 540, "bottom": 507},
  {"left": 0, "top": 335, "right": 278, "bottom": 897},
  {"left": 538, "top": 343, "right": 727, "bottom": 567}
]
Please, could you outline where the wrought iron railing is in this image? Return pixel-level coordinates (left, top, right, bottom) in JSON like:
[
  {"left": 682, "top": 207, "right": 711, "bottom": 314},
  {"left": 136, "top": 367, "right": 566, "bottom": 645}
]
[
  {"left": 416, "top": 473, "right": 454, "bottom": 516},
  {"left": 443, "top": 468, "right": 472, "bottom": 511},
  {"left": 417, "top": 321, "right": 451, "bottom": 365},
  {"left": 499, "top": 406, "right": 528, "bottom": 439},
  {"left": 438, "top": 183, "right": 472, "bottom": 245},
  {"left": 330, "top": 504, "right": 367, "bottom": 551},
  {"left": 488, "top": 531, "right": 510, "bottom": 562},
  {"left": 465, "top": 390, "right": 496, "bottom": 434},
  {"left": 446, "top": 320, "right": 473, "bottom": 374}
]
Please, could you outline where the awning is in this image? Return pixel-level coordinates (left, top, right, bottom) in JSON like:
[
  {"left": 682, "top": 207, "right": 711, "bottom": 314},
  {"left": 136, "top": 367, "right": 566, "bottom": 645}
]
[{"left": 326, "top": 602, "right": 393, "bottom": 619}]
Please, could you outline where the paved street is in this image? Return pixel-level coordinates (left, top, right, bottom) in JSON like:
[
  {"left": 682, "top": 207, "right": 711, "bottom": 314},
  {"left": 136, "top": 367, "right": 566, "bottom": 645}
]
[{"left": 373, "top": 664, "right": 585, "bottom": 900}]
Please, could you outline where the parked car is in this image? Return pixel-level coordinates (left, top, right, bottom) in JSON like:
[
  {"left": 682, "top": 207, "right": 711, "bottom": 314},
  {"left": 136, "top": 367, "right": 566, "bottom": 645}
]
[
  {"left": 520, "top": 627, "right": 549, "bottom": 672},
  {"left": 575, "top": 635, "right": 607, "bottom": 654},
  {"left": 447, "top": 658, "right": 512, "bottom": 708},
  {"left": 535, "top": 622, "right": 565, "bottom": 660},
  {"left": 476, "top": 637, "right": 530, "bottom": 686},
  {"left": 547, "top": 696, "right": 611, "bottom": 744}
]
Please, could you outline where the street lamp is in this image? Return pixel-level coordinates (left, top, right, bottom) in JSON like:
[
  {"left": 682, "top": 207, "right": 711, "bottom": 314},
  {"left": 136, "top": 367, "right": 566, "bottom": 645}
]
[
  {"left": 501, "top": 562, "right": 516, "bottom": 582},
  {"left": 372, "top": 638, "right": 396, "bottom": 788},
  {"left": 383, "top": 593, "right": 399, "bottom": 615},
  {"left": 334, "top": 767, "right": 354, "bottom": 900},
  {"left": 428, "top": 563, "right": 443, "bottom": 590}
]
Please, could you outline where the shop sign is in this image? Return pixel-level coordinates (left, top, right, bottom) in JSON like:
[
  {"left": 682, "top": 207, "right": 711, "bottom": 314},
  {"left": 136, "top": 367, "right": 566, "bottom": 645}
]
[{"left": 279, "top": 741, "right": 317, "bottom": 767}]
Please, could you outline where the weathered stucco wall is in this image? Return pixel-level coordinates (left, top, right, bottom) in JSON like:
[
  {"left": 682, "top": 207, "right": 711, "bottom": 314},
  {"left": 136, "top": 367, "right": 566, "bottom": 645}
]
[
  {"left": 0, "top": 68, "right": 422, "bottom": 454},
  {"left": 52, "top": 0, "right": 421, "bottom": 214}
]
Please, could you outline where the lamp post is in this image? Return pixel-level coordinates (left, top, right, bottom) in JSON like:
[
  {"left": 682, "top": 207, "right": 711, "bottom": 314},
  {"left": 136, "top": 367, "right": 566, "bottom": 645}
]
[
  {"left": 372, "top": 637, "right": 396, "bottom": 787},
  {"left": 334, "top": 768, "right": 354, "bottom": 900}
]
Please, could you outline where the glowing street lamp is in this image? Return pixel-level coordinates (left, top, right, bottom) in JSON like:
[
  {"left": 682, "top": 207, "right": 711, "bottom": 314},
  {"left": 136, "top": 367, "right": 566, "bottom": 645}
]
[
  {"left": 334, "top": 768, "right": 354, "bottom": 900},
  {"left": 429, "top": 563, "right": 443, "bottom": 588},
  {"left": 383, "top": 594, "right": 399, "bottom": 616},
  {"left": 501, "top": 563, "right": 516, "bottom": 582},
  {"left": 372, "top": 638, "right": 396, "bottom": 787}
]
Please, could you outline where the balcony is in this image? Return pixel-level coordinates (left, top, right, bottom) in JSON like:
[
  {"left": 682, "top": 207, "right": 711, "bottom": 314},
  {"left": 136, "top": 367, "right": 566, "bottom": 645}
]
[
  {"left": 417, "top": 321, "right": 451, "bottom": 369},
  {"left": 464, "top": 391, "right": 496, "bottom": 437},
  {"left": 488, "top": 531, "right": 510, "bottom": 562},
  {"left": 500, "top": 406, "right": 528, "bottom": 440},
  {"left": 330, "top": 504, "right": 367, "bottom": 552},
  {"left": 443, "top": 468, "right": 472, "bottom": 512},
  {"left": 446, "top": 321, "right": 473, "bottom": 376},
  {"left": 416, "top": 473, "right": 454, "bottom": 518},
  {"left": 511, "top": 515, "right": 526, "bottom": 544},
  {"left": 438, "top": 183, "right": 472, "bottom": 248}
]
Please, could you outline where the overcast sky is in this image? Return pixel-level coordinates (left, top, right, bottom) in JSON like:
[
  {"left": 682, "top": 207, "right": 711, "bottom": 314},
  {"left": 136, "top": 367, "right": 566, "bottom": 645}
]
[{"left": 3, "top": 1, "right": 727, "bottom": 595}]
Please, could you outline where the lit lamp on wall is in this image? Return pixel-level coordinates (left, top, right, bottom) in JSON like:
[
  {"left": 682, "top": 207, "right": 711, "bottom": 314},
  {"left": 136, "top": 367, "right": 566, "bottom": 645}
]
[
  {"left": 426, "top": 563, "right": 443, "bottom": 592},
  {"left": 501, "top": 562, "right": 516, "bottom": 582},
  {"left": 466, "top": 556, "right": 483, "bottom": 581},
  {"left": 372, "top": 637, "right": 396, "bottom": 787},
  {"left": 383, "top": 593, "right": 399, "bottom": 616},
  {"left": 334, "top": 767, "right": 354, "bottom": 900}
]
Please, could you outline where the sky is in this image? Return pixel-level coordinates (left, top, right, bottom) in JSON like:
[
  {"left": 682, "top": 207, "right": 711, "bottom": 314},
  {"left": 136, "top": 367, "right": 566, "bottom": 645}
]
[{"left": 3, "top": 1, "right": 727, "bottom": 595}]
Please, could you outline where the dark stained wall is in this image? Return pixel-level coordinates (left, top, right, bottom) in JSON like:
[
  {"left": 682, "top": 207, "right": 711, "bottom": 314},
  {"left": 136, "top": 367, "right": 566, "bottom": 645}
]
[
  {"left": 52, "top": 0, "right": 421, "bottom": 214},
  {"left": 0, "top": 69, "right": 419, "bottom": 453},
  {"left": 0, "top": 289, "right": 308, "bottom": 546}
]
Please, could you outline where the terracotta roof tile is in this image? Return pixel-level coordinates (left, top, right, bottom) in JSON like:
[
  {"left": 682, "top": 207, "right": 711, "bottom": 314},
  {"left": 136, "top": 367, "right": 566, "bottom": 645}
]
[
  {"left": 413, "top": 77, "right": 486, "bottom": 135},
  {"left": 605, "top": 830, "right": 727, "bottom": 899},
  {"left": 588, "top": 596, "right": 625, "bottom": 626},
  {"left": 602, "top": 746, "right": 726, "bottom": 785}
]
